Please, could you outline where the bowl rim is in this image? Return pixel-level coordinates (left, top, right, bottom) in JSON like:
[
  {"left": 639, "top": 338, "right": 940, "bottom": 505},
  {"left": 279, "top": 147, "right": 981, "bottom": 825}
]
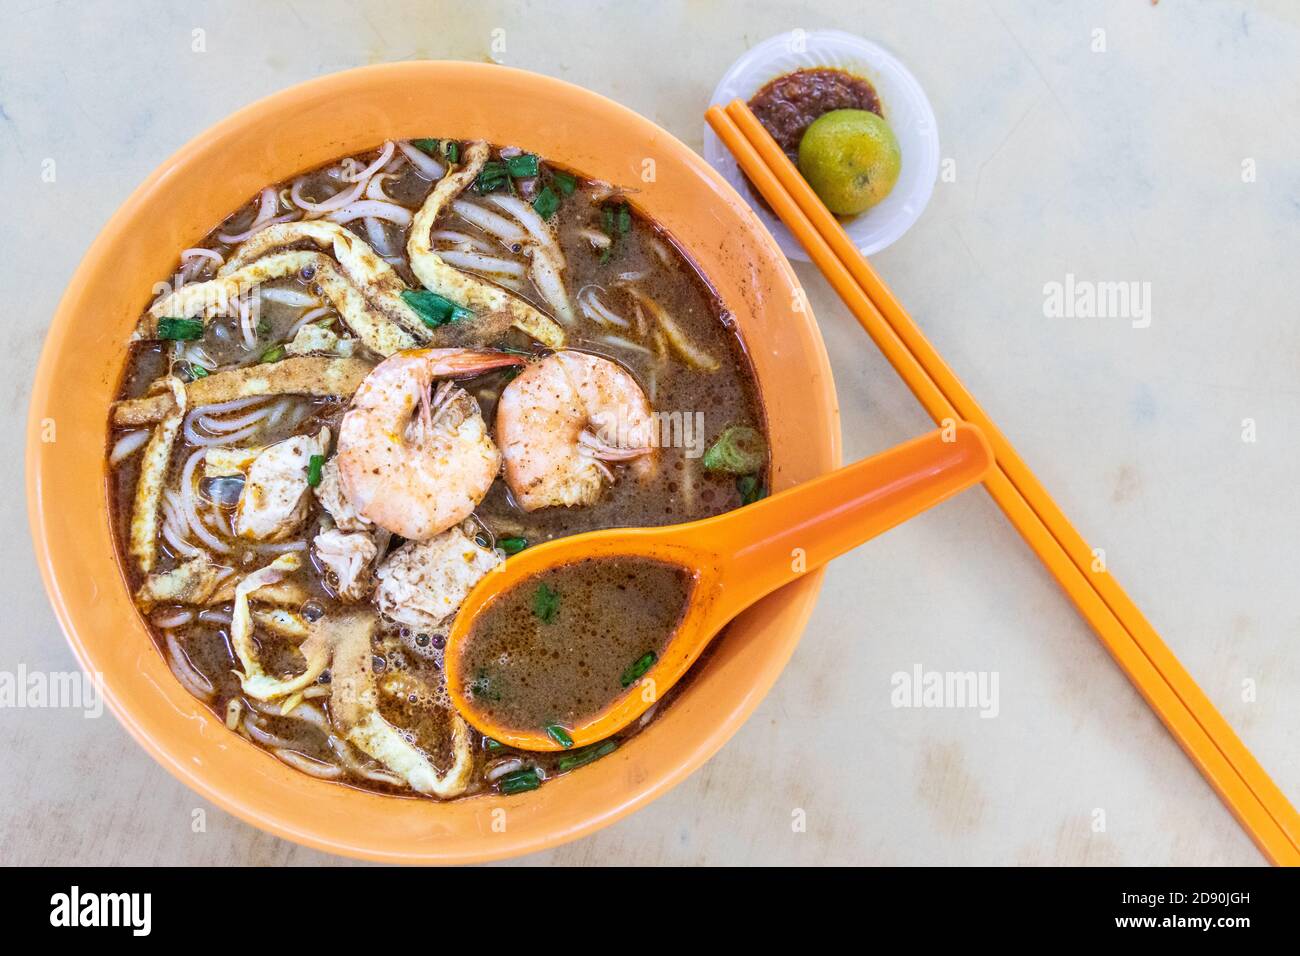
[{"left": 25, "top": 61, "right": 842, "bottom": 863}]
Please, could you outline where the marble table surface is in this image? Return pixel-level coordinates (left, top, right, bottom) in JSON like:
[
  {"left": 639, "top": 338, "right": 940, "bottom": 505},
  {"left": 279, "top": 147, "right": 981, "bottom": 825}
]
[{"left": 2, "top": 0, "right": 1297, "bottom": 865}]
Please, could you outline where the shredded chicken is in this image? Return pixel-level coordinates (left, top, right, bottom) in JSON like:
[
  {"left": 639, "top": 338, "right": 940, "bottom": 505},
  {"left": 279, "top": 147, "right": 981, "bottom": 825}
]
[
  {"left": 313, "top": 528, "right": 382, "bottom": 603},
  {"left": 313, "top": 456, "right": 370, "bottom": 532},
  {"left": 233, "top": 428, "right": 329, "bottom": 541},
  {"left": 374, "top": 526, "right": 502, "bottom": 631}
]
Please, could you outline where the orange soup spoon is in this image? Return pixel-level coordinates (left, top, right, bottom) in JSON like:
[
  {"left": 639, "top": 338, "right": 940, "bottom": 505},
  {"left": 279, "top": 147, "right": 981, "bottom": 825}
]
[{"left": 445, "top": 422, "right": 993, "bottom": 751}]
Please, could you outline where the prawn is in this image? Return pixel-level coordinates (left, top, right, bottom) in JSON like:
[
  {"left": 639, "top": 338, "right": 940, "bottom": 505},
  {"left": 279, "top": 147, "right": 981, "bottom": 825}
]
[
  {"left": 496, "top": 351, "right": 655, "bottom": 511},
  {"left": 336, "top": 348, "right": 524, "bottom": 540}
]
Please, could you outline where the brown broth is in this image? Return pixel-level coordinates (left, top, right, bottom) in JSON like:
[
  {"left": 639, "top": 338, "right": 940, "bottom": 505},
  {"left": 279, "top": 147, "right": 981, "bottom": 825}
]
[
  {"left": 459, "top": 558, "right": 693, "bottom": 735},
  {"left": 107, "top": 139, "right": 767, "bottom": 799}
]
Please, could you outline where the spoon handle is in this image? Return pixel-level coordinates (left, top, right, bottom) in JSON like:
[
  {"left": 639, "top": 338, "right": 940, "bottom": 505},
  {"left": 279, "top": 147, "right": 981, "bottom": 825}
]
[{"left": 710, "top": 423, "right": 992, "bottom": 622}]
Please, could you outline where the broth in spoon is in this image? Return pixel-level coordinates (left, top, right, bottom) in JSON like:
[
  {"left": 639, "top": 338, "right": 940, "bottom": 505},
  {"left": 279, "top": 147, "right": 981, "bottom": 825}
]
[{"left": 458, "top": 557, "right": 694, "bottom": 744}]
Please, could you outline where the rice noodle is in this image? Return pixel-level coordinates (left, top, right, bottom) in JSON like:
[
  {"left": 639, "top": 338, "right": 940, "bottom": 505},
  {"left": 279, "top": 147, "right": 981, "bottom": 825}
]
[
  {"left": 342, "top": 141, "right": 395, "bottom": 183},
  {"left": 177, "top": 450, "right": 233, "bottom": 554},
  {"left": 578, "top": 286, "right": 630, "bottom": 328},
  {"left": 484, "top": 193, "right": 560, "bottom": 253},
  {"left": 237, "top": 295, "right": 258, "bottom": 349},
  {"left": 183, "top": 398, "right": 278, "bottom": 447},
  {"left": 243, "top": 714, "right": 299, "bottom": 750},
  {"left": 282, "top": 701, "right": 330, "bottom": 732},
  {"left": 152, "top": 607, "right": 194, "bottom": 629},
  {"left": 180, "top": 343, "right": 219, "bottom": 371},
  {"left": 165, "top": 631, "right": 214, "bottom": 700},
  {"left": 597, "top": 333, "right": 653, "bottom": 356},
  {"left": 287, "top": 306, "right": 334, "bottom": 339},
  {"left": 274, "top": 748, "right": 345, "bottom": 779},
  {"left": 290, "top": 175, "right": 366, "bottom": 214},
  {"left": 218, "top": 187, "right": 286, "bottom": 243},
  {"left": 451, "top": 199, "right": 527, "bottom": 245},
  {"left": 364, "top": 174, "right": 398, "bottom": 203},
  {"left": 648, "top": 236, "right": 673, "bottom": 266},
  {"left": 198, "top": 403, "right": 276, "bottom": 433},
  {"left": 182, "top": 247, "right": 225, "bottom": 267},
  {"left": 397, "top": 140, "right": 446, "bottom": 180},
  {"left": 225, "top": 698, "right": 243, "bottom": 730},
  {"left": 184, "top": 421, "right": 260, "bottom": 448},
  {"left": 109, "top": 429, "right": 151, "bottom": 465},
  {"left": 437, "top": 249, "right": 527, "bottom": 278},
  {"left": 578, "top": 227, "right": 612, "bottom": 250},
  {"left": 198, "top": 608, "right": 233, "bottom": 626},
  {"left": 429, "top": 229, "right": 493, "bottom": 253},
  {"left": 326, "top": 199, "right": 412, "bottom": 227},
  {"left": 485, "top": 758, "right": 525, "bottom": 782},
  {"left": 361, "top": 216, "right": 394, "bottom": 257},
  {"left": 191, "top": 395, "right": 270, "bottom": 417},
  {"left": 259, "top": 285, "right": 317, "bottom": 307},
  {"left": 529, "top": 249, "right": 574, "bottom": 323},
  {"left": 161, "top": 495, "right": 202, "bottom": 559}
]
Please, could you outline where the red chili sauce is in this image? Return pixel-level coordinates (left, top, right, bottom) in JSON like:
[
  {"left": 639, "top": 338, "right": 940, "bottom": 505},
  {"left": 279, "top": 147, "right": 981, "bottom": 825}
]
[{"left": 748, "top": 67, "right": 882, "bottom": 163}]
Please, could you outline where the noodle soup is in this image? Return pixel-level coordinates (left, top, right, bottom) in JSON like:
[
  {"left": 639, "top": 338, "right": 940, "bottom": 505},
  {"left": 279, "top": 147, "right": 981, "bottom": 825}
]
[{"left": 108, "top": 138, "right": 766, "bottom": 799}]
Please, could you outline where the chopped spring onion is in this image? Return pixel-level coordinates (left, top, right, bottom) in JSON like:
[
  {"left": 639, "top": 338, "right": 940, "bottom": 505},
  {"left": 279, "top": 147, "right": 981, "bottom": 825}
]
[
  {"left": 306, "top": 454, "right": 324, "bottom": 487},
  {"left": 259, "top": 344, "right": 286, "bottom": 364},
  {"left": 400, "top": 289, "right": 474, "bottom": 327},
  {"left": 474, "top": 162, "right": 509, "bottom": 193},
  {"left": 620, "top": 651, "right": 657, "bottom": 688},
  {"left": 532, "top": 583, "right": 560, "bottom": 624},
  {"left": 553, "top": 170, "right": 578, "bottom": 195},
  {"left": 505, "top": 153, "right": 539, "bottom": 177},
  {"left": 703, "top": 425, "right": 767, "bottom": 475},
  {"left": 497, "top": 536, "right": 528, "bottom": 555},
  {"left": 532, "top": 185, "right": 560, "bottom": 220},
  {"left": 557, "top": 740, "right": 617, "bottom": 773},
  {"left": 443, "top": 141, "right": 460, "bottom": 164},
  {"left": 545, "top": 724, "right": 574, "bottom": 749},
  {"left": 484, "top": 737, "right": 503, "bottom": 751},
  {"left": 498, "top": 768, "right": 541, "bottom": 795},
  {"left": 157, "top": 317, "right": 203, "bottom": 341},
  {"left": 737, "top": 474, "right": 766, "bottom": 506},
  {"left": 411, "top": 138, "right": 440, "bottom": 155},
  {"left": 597, "top": 202, "right": 631, "bottom": 262},
  {"left": 476, "top": 155, "right": 539, "bottom": 193},
  {"left": 186, "top": 363, "right": 209, "bottom": 379}
]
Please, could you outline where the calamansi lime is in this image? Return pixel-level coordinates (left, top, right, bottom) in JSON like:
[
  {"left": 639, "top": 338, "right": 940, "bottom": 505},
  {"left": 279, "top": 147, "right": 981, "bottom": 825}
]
[{"left": 797, "top": 109, "right": 901, "bottom": 216}]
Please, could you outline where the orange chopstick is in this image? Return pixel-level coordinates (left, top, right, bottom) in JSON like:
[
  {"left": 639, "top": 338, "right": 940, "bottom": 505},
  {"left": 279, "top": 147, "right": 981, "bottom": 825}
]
[{"left": 707, "top": 100, "right": 1300, "bottom": 865}]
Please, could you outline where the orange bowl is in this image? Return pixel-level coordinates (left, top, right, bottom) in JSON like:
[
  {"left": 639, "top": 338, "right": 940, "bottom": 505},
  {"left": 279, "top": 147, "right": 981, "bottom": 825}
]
[{"left": 25, "top": 62, "right": 840, "bottom": 863}]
